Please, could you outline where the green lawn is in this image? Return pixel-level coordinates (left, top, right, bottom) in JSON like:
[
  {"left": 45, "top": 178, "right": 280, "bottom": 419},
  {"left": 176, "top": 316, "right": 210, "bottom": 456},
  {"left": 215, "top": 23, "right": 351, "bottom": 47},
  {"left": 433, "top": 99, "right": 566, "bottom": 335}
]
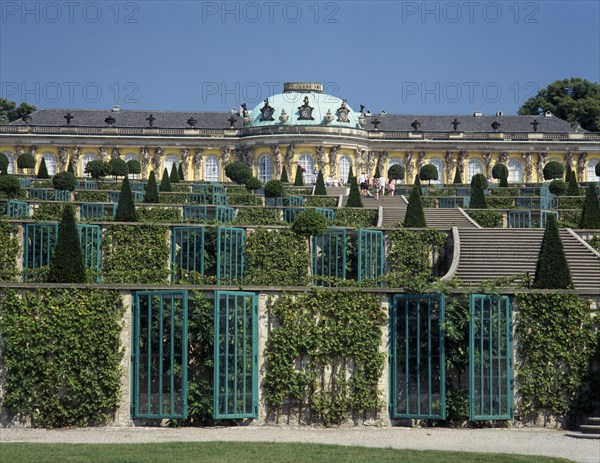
[{"left": 0, "top": 442, "right": 575, "bottom": 463}]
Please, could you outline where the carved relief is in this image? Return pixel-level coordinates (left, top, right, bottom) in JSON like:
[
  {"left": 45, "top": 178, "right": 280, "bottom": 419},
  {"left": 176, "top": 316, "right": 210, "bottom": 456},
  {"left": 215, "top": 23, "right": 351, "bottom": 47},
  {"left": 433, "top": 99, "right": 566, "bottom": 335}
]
[
  {"left": 285, "top": 144, "right": 295, "bottom": 174},
  {"left": 404, "top": 151, "right": 413, "bottom": 182},
  {"left": 445, "top": 151, "right": 455, "bottom": 184},
  {"left": 366, "top": 150, "right": 376, "bottom": 175},
  {"left": 153, "top": 147, "right": 163, "bottom": 173},
  {"left": 316, "top": 145, "right": 326, "bottom": 172},
  {"left": 328, "top": 145, "right": 340, "bottom": 176},
  {"left": 193, "top": 148, "right": 203, "bottom": 179},
  {"left": 98, "top": 146, "right": 108, "bottom": 162},
  {"left": 497, "top": 152, "right": 508, "bottom": 165},
  {"left": 456, "top": 151, "right": 469, "bottom": 176},
  {"left": 416, "top": 151, "right": 426, "bottom": 173},
  {"left": 271, "top": 145, "right": 281, "bottom": 177},
  {"left": 58, "top": 146, "right": 69, "bottom": 171},
  {"left": 140, "top": 146, "right": 150, "bottom": 176},
  {"left": 221, "top": 145, "right": 232, "bottom": 167},
  {"left": 111, "top": 147, "right": 120, "bottom": 159},
  {"left": 181, "top": 148, "right": 189, "bottom": 179},
  {"left": 537, "top": 152, "right": 548, "bottom": 181},
  {"left": 71, "top": 146, "right": 80, "bottom": 174},
  {"left": 577, "top": 152, "right": 587, "bottom": 181},
  {"left": 482, "top": 152, "right": 493, "bottom": 179},
  {"left": 376, "top": 151, "right": 389, "bottom": 177}
]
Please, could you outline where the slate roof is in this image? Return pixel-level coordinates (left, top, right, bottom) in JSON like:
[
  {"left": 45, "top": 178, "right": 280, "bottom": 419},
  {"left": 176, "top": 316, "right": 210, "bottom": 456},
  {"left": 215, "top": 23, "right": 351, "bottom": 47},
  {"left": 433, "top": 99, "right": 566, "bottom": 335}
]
[{"left": 10, "top": 108, "right": 581, "bottom": 133}]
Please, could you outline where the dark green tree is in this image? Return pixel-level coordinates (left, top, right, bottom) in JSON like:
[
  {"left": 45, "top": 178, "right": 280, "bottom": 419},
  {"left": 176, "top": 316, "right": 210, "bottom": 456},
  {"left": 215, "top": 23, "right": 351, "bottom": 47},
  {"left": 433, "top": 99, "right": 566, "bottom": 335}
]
[
  {"left": 543, "top": 161, "right": 564, "bottom": 181},
  {"left": 84, "top": 160, "right": 112, "bottom": 180},
  {"left": 518, "top": 78, "right": 600, "bottom": 132},
  {"left": 264, "top": 179, "right": 285, "bottom": 198},
  {"left": 225, "top": 161, "right": 252, "bottom": 184},
  {"left": 114, "top": 176, "right": 137, "bottom": 222},
  {"left": 0, "top": 152, "right": 8, "bottom": 174},
  {"left": 0, "top": 98, "right": 36, "bottom": 124},
  {"left": 345, "top": 179, "right": 363, "bottom": 208},
  {"left": 280, "top": 165, "right": 289, "bottom": 183},
  {"left": 499, "top": 168, "right": 509, "bottom": 187},
  {"left": 453, "top": 167, "right": 462, "bottom": 184},
  {"left": 374, "top": 166, "right": 381, "bottom": 179},
  {"left": 404, "top": 175, "right": 426, "bottom": 227},
  {"left": 596, "top": 162, "right": 600, "bottom": 178},
  {"left": 347, "top": 165, "right": 354, "bottom": 182},
  {"left": 291, "top": 209, "right": 328, "bottom": 238},
  {"left": 17, "top": 152, "right": 36, "bottom": 173},
  {"left": 169, "top": 162, "right": 180, "bottom": 183},
  {"left": 314, "top": 170, "right": 327, "bottom": 195},
  {"left": 387, "top": 164, "right": 405, "bottom": 182},
  {"left": 178, "top": 162, "right": 185, "bottom": 181},
  {"left": 144, "top": 170, "right": 160, "bottom": 203},
  {"left": 470, "top": 173, "right": 488, "bottom": 209},
  {"left": 532, "top": 215, "right": 572, "bottom": 289},
  {"left": 127, "top": 159, "right": 141, "bottom": 177},
  {"left": 492, "top": 163, "right": 508, "bottom": 181},
  {"left": 244, "top": 176, "right": 262, "bottom": 193},
  {"left": 46, "top": 204, "right": 86, "bottom": 283},
  {"left": 159, "top": 167, "right": 172, "bottom": 192},
  {"left": 0, "top": 175, "right": 22, "bottom": 198},
  {"left": 66, "top": 159, "right": 75, "bottom": 175},
  {"left": 566, "top": 170, "right": 580, "bottom": 196},
  {"left": 108, "top": 158, "right": 129, "bottom": 180},
  {"left": 52, "top": 172, "right": 76, "bottom": 192},
  {"left": 579, "top": 183, "right": 600, "bottom": 229},
  {"left": 564, "top": 162, "right": 572, "bottom": 182},
  {"left": 294, "top": 165, "right": 304, "bottom": 186},
  {"left": 37, "top": 157, "right": 49, "bottom": 179},
  {"left": 419, "top": 164, "right": 438, "bottom": 185},
  {"left": 549, "top": 179, "right": 567, "bottom": 196}
]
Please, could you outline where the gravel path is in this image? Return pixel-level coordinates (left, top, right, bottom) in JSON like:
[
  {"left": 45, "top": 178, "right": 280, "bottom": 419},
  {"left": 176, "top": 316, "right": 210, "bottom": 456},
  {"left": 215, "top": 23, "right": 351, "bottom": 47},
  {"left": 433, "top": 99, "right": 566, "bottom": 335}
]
[{"left": 1, "top": 426, "right": 599, "bottom": 463}]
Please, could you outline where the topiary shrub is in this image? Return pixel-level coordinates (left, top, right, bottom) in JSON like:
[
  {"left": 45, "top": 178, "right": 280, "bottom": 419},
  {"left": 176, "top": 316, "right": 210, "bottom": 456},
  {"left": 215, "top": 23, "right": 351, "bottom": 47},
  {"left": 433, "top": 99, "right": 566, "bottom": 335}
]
[
  {"left": 294, "top": 165, "right": 304, "bottom": 186},
  {"left": 37, "top": 158, "right": 49, "bottom": 179},
  {"left": 244, "top": 176, "right": 262, "bottom": 193},
  {"left": 543, "top": 161, "right": 564, "bottom": 181},
  {"left": 314, "top": 170, "right": 327, "bottom": 195},
  {"left": 280, "top": 165, "right": 289, "bottom": 183},
  {"left": 144, "top": 170, "right": 159, "bottom": 203},
  {"left": 108, "top": 158, "right": 128, "bottom": 180},
  {"left": 549, "top": 179, "right": 567, "bottom": 196},
  {"left": 388, "top": 164, "right": 405, "bottom": 182},
  {"left": 596, "top": 162, "right": 600, "bottom": 177},
  {"left": 453, "top": 167, "right": 462, "bottom": 184},
  {"left": 499, "top": 168, "right": 509, "bottom": 187},
  {"left": 579, "top": 183, "right": 600, "bottom": 229},
  {"left": 404, "top": 175, "right": 426, "bottom": 227},
  {"left": 84, "top": 160, "right": 112, "bottom": 180},
  {"left": 47, "top": 204, "right": 86, "bottom": 283},
  {"left": 532, "top": 214, "right": 572, "bottom": 289},
  {"left": 127, "top": 159, "right": 141, "bottom": 177},
  {"left": 66, "top": 159, "right": 75, "bottom": 175},
  {"left": 224, "top": 161, "right": 252, "bottom": 184},
  {"left": 52, "top": 171, "right": 75, "bottom": 192},
  {"left": 469, "top": 173, "right": 488, "bottom": 209},
  {"left": 374, "top": 166, "right": 381, "bottom": 179},
  {"left": 347, "top": 165, "right": 354, "bottom": 182},
  {"left": 492, "top": 163, "right": 508, "bottom": 181},
  {"left": 0, "top": 175, "right": 22, "bottom": 198},
  {"left": 169, "top": 162, "right": 180, "bottom": 183},
  {"left": 419, "top": 164, "right": 438, "bottom": 185},
  {"left": 0, "top": 152, "right": 9, "bottom": 175},
  {"left": 345, "top": 179, "right": 363, "bottom": 208},
  {"left": 566, "top": 170, "right": 580, "bottom": 196},
  {"left": 114, "top": 176, "right": 137, "bottom": 222},
  {"left": 159, "top": 167, "right": 172, "bottom": 192},
  {"left": 17, "top": 152, "right": 36, "bottom": 171},
  {"left": 291, "top": 209, "right": 328, "bottom": 237},
  {"left": 264, "top": 179, "right": 285, "bottom": 198},
  {"left": 178, "top": 162, "right": 185, "bottom": 181}
]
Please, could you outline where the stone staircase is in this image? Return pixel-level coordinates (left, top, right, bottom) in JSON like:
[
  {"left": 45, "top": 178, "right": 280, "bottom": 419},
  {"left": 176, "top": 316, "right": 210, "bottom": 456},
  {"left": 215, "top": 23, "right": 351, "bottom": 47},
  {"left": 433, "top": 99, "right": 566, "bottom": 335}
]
[
  {"left": 567, "top": 417, "right": 600, "bottom": 439},
  {"left": 423, "top": 208, "right": 478, "bottom": 229},
  {"left": 451, "top": 228, "right": 600, "bottom": 291}
]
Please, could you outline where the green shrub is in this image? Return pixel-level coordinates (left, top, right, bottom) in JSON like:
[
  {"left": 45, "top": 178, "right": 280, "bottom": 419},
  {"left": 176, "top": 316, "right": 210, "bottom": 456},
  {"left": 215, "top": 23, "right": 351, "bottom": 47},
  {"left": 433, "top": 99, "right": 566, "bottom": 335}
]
[
  {"left": 0, "top": 222, "right": 19, "bottom": 281},
  {"left": 294, "top": 165, "right": 304, "bottom": 186},
  {"left": 305, "top": 196, "right": 337, "bottom": 207},
  {"left": 543, "top": 161, "right": 564, "bottom": 180},
  {"left": 244, "top": 176, "right": 262, "bottom": 193},
  {"left": 136, "top": 207, "right": 182, "bottom": 223},
  {"left": 453, "top": 168, "right": 462, "bottom": 184},
  {"left": 178, "top": 162, "right": 185, "bottom": 181},
  {"left": 52, "top": 171, "right": 76, "bottom": 191},
  {"left": 566, "top": 170, "right": 580, "bottom": 196},
  {"left": 17, "top": 152, "right": 36, "bottom": 170},
  {"left": 47, "top": 205, "right": 86, "bottom": 283},
  {"left": 264, "top": 179, "right": 285, "bottom": 198},
  {"left": 127, "top": 159, "right": 141, "bottom": 176},
  {"left": 579, "top": 183, "right": 600, "bottom": 228},
  {"left": 492, "top": 163, "right": 508, "bottom": 180},
  {"left": 224, "top": 161, "right": 251, "bottom": 184},
  {"left": 404, "top": 176, "right": 426, "bottom": 227},
  {"left": 0, "top": 152, "right": 9, "bottom": 174},
  {"left": 74, "top": 191, "right": 108, "bottom": 202},
  {"left": 0, "top": 175, "right": 22, "bottom": 198},
  {"left": 467, "top": 210, "right": 503, "bottom": 228},
  {"left": 37, "top": 157, "right": 49, "bottom": 179},
  {"left": 84, "top": 160, "right": 112, "bottom": 180},
  {"left": 114, "top": 176, "right": 137, "bottom": 222},
  {"left": 532, "top": 214, "right": 572, "bottom": 289},
  {"left": 334, "top": 209, "right": 376, "bottom": 228},
  {"left": 66, "top": 159, "right": 74, "bottom": 175},
  {"left": 169, "top": 162, "right": 180, "bottom": 183},
  {"left": 469, "top": 173, "right": 488, "bottom": 209},
  {"left": 235, "top": 207, "right": 281, "bottom": 225},
  {"left": 108, "top": 158, "right": 128, "bottom": 180},
  {"left": 32, "top": 203, "right": 63, "bottom": 221},
  {"left": 159, "top": 167, "right": 172, "bottom": 192},
  {"left": 314, "top": 170, "right": 327, "bottom": 195},
  {"left": 499, "top": 169, "right": 509, "bottom": 187},
  {"left": 549, "top": 179, "right": 567, "bottom": 196},
  {"left": 487, "top": 196, "right": 514, "bottom": 208},
  {"left": 280, "top": 165, "right": 289, "bottom": 183},
  {"left": 144, "top": 170, "right": 160, "bottom": 203},
  {"left": 388, "top": 164, "right": 405, "bottom": 181},
  {"left": 292, "top": 209, "right": 328, "bottom": 237},
  {"left": 345, "top": 180, "right": 363, "bottom": 208},
  {"left": 596, "top": 162, "right": 600, "bottom": 177},
  {"left": 419, "top": 164, "right": 438, "bottom": 185}
]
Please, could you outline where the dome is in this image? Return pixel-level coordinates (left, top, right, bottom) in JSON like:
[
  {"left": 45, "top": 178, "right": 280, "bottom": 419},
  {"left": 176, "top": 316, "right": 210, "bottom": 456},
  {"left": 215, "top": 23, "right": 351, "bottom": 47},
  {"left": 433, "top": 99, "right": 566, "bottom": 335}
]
[{"left": 247, "top": 82, "right": 362, "bottom": 129}]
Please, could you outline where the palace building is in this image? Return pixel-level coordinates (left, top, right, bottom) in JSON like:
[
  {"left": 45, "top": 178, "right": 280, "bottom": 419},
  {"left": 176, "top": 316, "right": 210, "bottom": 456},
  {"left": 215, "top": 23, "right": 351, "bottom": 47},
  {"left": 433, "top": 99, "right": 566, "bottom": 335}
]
[{"left": 1, "top": 82, "right": 599, "bottom": 184}]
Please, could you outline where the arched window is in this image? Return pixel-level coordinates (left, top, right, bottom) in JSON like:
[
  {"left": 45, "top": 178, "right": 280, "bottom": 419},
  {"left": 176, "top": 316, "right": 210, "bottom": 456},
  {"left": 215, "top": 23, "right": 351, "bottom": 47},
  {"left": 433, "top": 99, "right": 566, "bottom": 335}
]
[
  {"left": 163, "top": 155, "right": 179, "bottom": 177},
  {"left": 82, "top": 153, "right": 98, "bottom": 177},
  {"left": 466, "top": 159, "right": 483, "bottom": 182},
  {"left": 2, "top": 152, "right": 15, "bottom": 174},
  {"left": 587, "top": 159, "right": 599, "bottom": 182},
  {"left": 298, "top": 153, "right": 316, "bottom": 184},
  {"left": 204, "top": 156, "right": 220, "bottom": 182},
  {"left": 508, "top": 159, "right": 523, "bottom": 183},
  {"left": 124, "top": 153, "right": 139, "bottom": 179},
  {"left": 388, "top": 158, "right": 404, "bottom": 183},
  {"left": 338, "top": 155, "right": 352, "bottom": 184},
  {"left": 258, "top": 154, "right": 273, "bottom": 183},
  {"left": 42, "top": 153, "right": 57, "bottom": 176},
  {"left": 429, "top": 158, "right": 444, "bottom": 185}
]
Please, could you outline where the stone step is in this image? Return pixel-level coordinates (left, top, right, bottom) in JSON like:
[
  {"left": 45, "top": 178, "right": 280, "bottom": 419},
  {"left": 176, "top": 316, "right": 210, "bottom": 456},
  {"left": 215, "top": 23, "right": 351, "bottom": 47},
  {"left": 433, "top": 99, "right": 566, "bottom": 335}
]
[{"left": 580, "top": 424, "right": 600, "bottom": 434}]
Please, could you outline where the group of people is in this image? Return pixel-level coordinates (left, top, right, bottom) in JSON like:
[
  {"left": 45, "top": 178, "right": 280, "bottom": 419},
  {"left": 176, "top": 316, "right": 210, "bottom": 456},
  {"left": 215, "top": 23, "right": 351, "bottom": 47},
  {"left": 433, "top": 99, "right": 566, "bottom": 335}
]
[{"left": 358, "top": 173, "right": 396, "bottom": 199}]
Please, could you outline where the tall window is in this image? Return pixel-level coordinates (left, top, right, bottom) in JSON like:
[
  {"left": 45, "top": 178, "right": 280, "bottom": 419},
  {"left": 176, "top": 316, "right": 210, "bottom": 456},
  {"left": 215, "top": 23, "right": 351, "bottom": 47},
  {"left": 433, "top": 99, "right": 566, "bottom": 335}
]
[
  {"left": 82, "top": 153, "right": 98, "bottom": 177},
  {"left": 388, "top": 158, "right": 404, "bottom": 183},
  {"left": 508, "top": 159, "right": 523, "bottom": 183},
  {"left": 298, "top": 153, "right": 316, "bottom": 184},
  {"left": 204, "top": 156, "right": 220, "bottom": 182},
  {"left": 338, "top": 155, "right": 352, "bottom": 184},
  {"left": 466, "top": 159, "right": 483, "bottom": 183},
  {"left": 164, "top": 155, "right": 179, "bottom": 177},
  {"left": 429, "top": 158, "right": 444, "bottom": 185},
  {"left": 587, "top": 159, "right": 599, "bottom": 182},
  {"left": 2, "top": 152, "right": 15, "bottom": 174},
  {"left": 258, "top": 154, "right": 273, "bottom": 183},
  {"left": 42, "top": 153, "right": 57, "bottom": 176}
]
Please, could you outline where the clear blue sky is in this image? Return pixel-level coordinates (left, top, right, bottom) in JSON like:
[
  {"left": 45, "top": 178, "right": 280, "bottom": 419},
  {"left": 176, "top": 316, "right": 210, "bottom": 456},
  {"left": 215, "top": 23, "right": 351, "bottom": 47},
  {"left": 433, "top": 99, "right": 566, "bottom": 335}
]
[{"left": 1, "top": 1, "right": 598, "bottom": 116}]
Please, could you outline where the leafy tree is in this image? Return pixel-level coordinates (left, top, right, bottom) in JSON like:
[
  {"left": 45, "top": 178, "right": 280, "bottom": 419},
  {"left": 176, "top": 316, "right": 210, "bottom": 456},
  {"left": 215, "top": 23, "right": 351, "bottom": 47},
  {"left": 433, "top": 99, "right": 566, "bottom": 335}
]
[
  {"left": 225, "top": 161, "right": 252, "bottom": 184},
  {"left": 52, "top": 171, "right": 76, "bottom": 192},
  {"left": 549, "top": 179, "right": 567, "bottom": 196},
  {"left": 532, "top": 214, "right": 572, "bottom": 289},
  {"left": 294, "top": 165, "right": 304, "bottom": 186},
  {"left": 66, "top": 159, "right": 75, "bottom": 175},
  {"left": 499, "top": 168, "right": 509, "bottom": 187},
  {"left": 419, "top": 164, "right": 438, "bottom": 185},
  {"left": 579, "top": 183, "right": 600, "bottom": 229},
  {"left": 244, "top": 176, "right": 262, "bottom": 193},
  {"left": 169, "top": 162, "right": 180, "bottom": 183},
  {"left": 453, "top": 167, "right": 462, "bottom": 184},
  {"left": 0, "top": 152, "right": 8, "bottom": 174},
  {"left": 0, "top": 98, "right": 36, "bottom": 124},
  {"left": 84, "top": 160, "right": 112, "bottom": 180},
  {"left": 404, "top": 175, "right": 426, "bottom": 227},
  {"left": 292, "top": 209, "right": 328, "bottom": 237},
  {"left": 345, "top": 179, "right": 363, "bottom": 208},
  {"left": 114, "top": 176, "right": 137, "bottom": 222},
  {"left": 314, "top": 170, "right": 327, "bottom": 195},
  {"left": 37, "top": 157, "right": 49, "bottom": 179},
  {"left": 543, "top": 161, "right": 564, "bottom": 181},
  {"left": 0, "top": 175, "right": 22, "bottom": 198},
  {"left": 127, "top": 159, "right": 141, "bottom": 177},
  {"left": 144, "top": 170, "right": 160, "bottom": 203},
  {"left": 566, "top": 170, "right": 580, "bottom": 196},
  {"left": 492, "top": 163, "right": 508, "bottom": 180},
  {"left": 518, "top": 78, "right": 600, "bottom": 132},
  {"left": 17, "top": 152, "right": 35, "bottom": 172},
  {"left": 280, "top": 165, "right": 289, "bottom": 183},
  {"left": 178, "top": 162, "right": 185, "bottom": 181},
  {"left": 46, "top": 204, "right": 86, "bottom": 283},
  {"left": 387, "top": 164, "right": 405, "bottom": 181},
  {"left": 470, "top": 173, "right": 488, "bottom": 209},
  {"left": 264, "top": 179, "right": 285, "bottom": 198},
  {"left": 108, "top": 158, "right": 129, "bottom": 180},
  {"left": 159, "top": 167, "right": 172, "bottom": 192}
]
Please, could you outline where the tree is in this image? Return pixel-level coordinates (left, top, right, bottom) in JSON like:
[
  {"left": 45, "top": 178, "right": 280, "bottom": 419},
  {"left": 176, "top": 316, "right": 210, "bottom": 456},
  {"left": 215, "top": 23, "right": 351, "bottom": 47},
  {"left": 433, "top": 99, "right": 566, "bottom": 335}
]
[
  {"left": 294, "top": 165, "right": 304, "bottom": 186},
  {"left": 127, "top": 159, "right": 141, "bottom": 177},
  {"left": 0, "top": 175, "right": 22, "bottom": 198},
  {"left": 566, "top": 170, "right": 580, "bottom": 196},
  {"left": 314, "top": 170, "right": 327, "bottom": 195},
  {"left": 579, "top": 183, "right": 600, "bottom": 229},
  {"left": 178, "top": 162, "right": 185, "bottom": 181},
  {"left": 0, "top": 98, "right": 36, "bottom": 124},
  {"left": 453, "top": 167, "right": 462, "bottom": 184},
  {"left": 518, "top": 78, "right": 600, "bottom": 132},
  {"left": 419, "top": 164, "right": 438, "bottom": 185},
  {"left": 345, "top": 179, "right": 363, "bottom": 208},
  {"left": 264, "top": 179, "right": 285, "bottom": 198},
  {"left": 46, "top": 204, "right": 86, "bottom": 283},
  {"left": 291, "top": 209, "right": 328, "bottom": 238},
  {"left": 549, "top": 179, "right": 567, "bottom": 196},
  {"left": 387, "top": 164, "right": 405, "bottom": 182},
  {"left": 169, "top": 162, "right": 180, "bottom": 183},
  {"left": 499, "top": 168, "right": 509, "bottom": 187},
  {"left": 244, "top": 176, "right": 262, "bottom": 193},
  {"left": 159, "top": 167, "right": 172, "bottom": 192},
  {"left": 52, "top": 172, "right": 76, "bottom": 192},
  {"left": 37, "top": 158, "right": 49, "bottom": 179},
  {"left": 347, "top": 165, "right": 354, "bottom": 182},
  {"left": 144, "top": 170, "right": 160, "bottom": 203},
  {"left": 280, "top": 165, "right": 289, "bottom": 183},
  {"left": 84, "top": 160, "right": 112, "bottom": 180},
  {"left": 596, "top": 162, "right": 600, "bottom": 178},
  {"left": 470, "top": 173, "right": 488, "bottom": 209},
  {"left": 108, "top": 158, "right": 129, "bottom": 180},
  {"left": 374, "top": 166, "right": 381, "bottom": 179},
  {"left": 225, "top": 161, "right": 252, "bottom": 184},
  {"left": 532, "top": 214, "right": 572, "bottom": 289},
  {"left": 17, "top": 152, "right": 36, "bottom": 172},
  {"left": 564, "top": 162, "right": 572, "bottom": 182},
  {"left": 404, "top": 175, "right": 426, "bottom": 227},
  {"left": 492, "top": 163, "right": 509, "bottom": 187},
  {"left": 66, "top": 159, "right": 75, "bottom": 175},
  {"left": 0, "top": 152, "right": 8, "bottom": 174},
  {"left": 114, "top": 176, "right": 137, "bottom": 222},
  {"left": 543, "top": 161, "right": 564, "bottom": 181}
]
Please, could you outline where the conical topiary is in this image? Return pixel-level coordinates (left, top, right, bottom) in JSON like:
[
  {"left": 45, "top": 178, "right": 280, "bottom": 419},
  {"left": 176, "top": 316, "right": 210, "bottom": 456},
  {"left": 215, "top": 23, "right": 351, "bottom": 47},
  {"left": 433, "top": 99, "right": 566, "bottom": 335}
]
[
  {"left": 46, "top": 204, "right": 86, "bottom": 283},
  {"left": 374, "top": 166, "right": 381, "bottom": 179},
  {"left": 37, "top": 157, "right": 49, "bottom": 179},
  {"left": 404, "top": 174, "right": 426, "bottom": 227},
  {"left": 565, "top": 162, "right": 572, "bottom": 182},
  {"left": 144, "top": 170, "right": 160, "bottom": 203},
  {"left": 169, "top": 163, "right": 180, "bottom": 183},
  {"left": 114, "top": 176, "right": 137, "bottom": 222},
  {"left": 579, "top": 183, "right": 600, "bottom": 229},
  {"left": 314, "top": 170, "right": 327, "bottom": 195},
  {"left": 453, "top": 167, "right": 462, "bottom": 184},
  {"left": 294, "top": 165, "right": 304, "bottom": 186},
  {"left": 346, "top": 178, "right": 363, "bottom": 208},
  {"left": 67, "top": 159, "right": 75, "bottom": 175},
  {"left": 280, "top": 165, "right": 289, "bottom": 183},
  {"left": 347, "top": 165, "right": 354, "bottom": 183},
  {"left": 566, "top": 170, "right": 580, "bottom": 196},
  {"left": 160, "top": 167, "right": 172, "bottom": 192},
  {"left": 470, "top": 173, "right": 488, "bottom": 209},
  {"left": 532, "top": 214, "right": 572, "bottom": 289},
  {"left": 178, "top": 162, "right": 185, "bottom": 181}
]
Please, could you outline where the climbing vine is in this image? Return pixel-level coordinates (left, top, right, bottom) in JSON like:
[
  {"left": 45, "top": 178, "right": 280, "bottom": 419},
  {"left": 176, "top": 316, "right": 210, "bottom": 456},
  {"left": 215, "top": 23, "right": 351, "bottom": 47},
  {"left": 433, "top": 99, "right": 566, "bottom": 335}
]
[
  {"left": 235, "top": 208, "right": 282, "bottom": 225},
  {"left": 0, "top": 221, "right": 19, "bottom": 281},
  {"left": 333, "top": 209, "right": 377, "bottom": 228}
]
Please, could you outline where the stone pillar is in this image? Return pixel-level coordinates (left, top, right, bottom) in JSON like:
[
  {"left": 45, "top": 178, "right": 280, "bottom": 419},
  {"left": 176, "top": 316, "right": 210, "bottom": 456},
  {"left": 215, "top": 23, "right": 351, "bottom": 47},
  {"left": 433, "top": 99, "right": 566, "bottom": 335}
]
[
  {"left": 272, "top": 145, "right": 282, "bottom": 178},
  {"left": 456, "top": 150, "right": 469, "bottom": 179},
  {"left": 285, "top": 144, "right": 295, "bottom": 175},
  {"left": 328, "top": 145, "right": 339, "bottom": 178},
  {"left": 57, "top": 146, "right": 69, "bottom": 172},
  {"left": 256, "top": 293, "right": 271, "bottom": 423},
  {"left": 114, "top": 291, "right": 133, "bottom": 427}
]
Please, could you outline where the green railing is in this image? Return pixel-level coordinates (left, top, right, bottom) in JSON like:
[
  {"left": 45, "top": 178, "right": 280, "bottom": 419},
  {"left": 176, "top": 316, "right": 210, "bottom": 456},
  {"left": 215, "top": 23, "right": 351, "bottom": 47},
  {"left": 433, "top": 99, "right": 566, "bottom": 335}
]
[
  {"left": 77, "top": 224, "right": 102, "bottom": 281},
  {"left": 358, "top": 229, "right": 385, "bottom": 286},
  {"left": 216, "top": 226, "right": 245, "bottom": 285},
  {"left": 213, "top": 290, "right": 258, "bottom": 419},
  {"left": 507, "top": 210, "right": 531, "bottom": 228},
  {"left": 312, "top": 228, "right": 347, "bottom": 285},
  {"left": 288, "top": 195, "right": 304, "bottom": 206},
  {"left": 212, "top": 193, "right": 229, "bottom": 206},
  {"left": 188, "top": 193, "right": 208, "bottom": 204},
  {"left": 80, "top": 203, "right": 115, "bottom": 220},
  {"left": 171, "top": 226, "right": 205, "bottom": 283},
  {"left": 28, "top": 188, "right": 48, "bottom": 200},
  {"left": 390, "top": 293, "right": 446, "bottom": 419},
  {"left": 283, "top": 207, "right": 303, "bottom": 223},
  {"left": 53, "top": 190, "right": 71, "bottom": 202},
  {"left": 183, "top": 205, "right": 208, "bottom": 222},
  {"left": 23, "top": 222, "right": 58, "bottom": 281},
  {"left": 469, "top": 294, "right": 513, "bottom": 420},
  {"left": 216, "top": 206, "right": 236, "bottom": 223},
  {"left": 192, "top": 183, "right": 209, "bottom": 193},
  {"left": 315, "top": 207, "right": 336, "bottom": 220},
  {"left": 5, "top": 200, "right": 30, "bottom": 218},
  {"left": 132, "top": 290, "right": 188, "bottom": 420}
]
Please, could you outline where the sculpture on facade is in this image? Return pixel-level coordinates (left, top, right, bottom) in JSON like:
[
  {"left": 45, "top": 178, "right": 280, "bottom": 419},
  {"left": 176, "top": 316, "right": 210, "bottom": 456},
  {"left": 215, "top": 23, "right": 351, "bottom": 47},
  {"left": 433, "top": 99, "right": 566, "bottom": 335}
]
[
  {"left": 193, "top": 148, "right": 203, "bottom": 179},
  {"left": 329, "top": 145, "right": 340, "bottom": 176},
  {"left": 221, "top": 145, "right": 232, "bottom": 167},
  {"left": 456, "top": 151, "right": 469, "bottom": 179},
  {"left": 482, "top": 152, "right": 493, "bottom": 179},
  {"left": 71, "top": 146, "right": 80, "bottom": 173},
  {"left": 537, "top": 152, "right": 548, "bottom": 181},
  {"left": 404, "top": 151, "right": 413, "bottom": 181},
  {"left": 285, "top": 144, "right": 295, "bottom": 174},
  {"left": 316, "top": 145, "right": 326, "bottom": 172},
  {"left": 111, "top": 147, "right": 120, "bottom": 159},
  {"left": 98, "top": 146, "right": 108, "bottom": 162},
  {"left": 445, "top": 151, "right": 455, "bottom": 184},
  {"left": 416, "top": 151, "right": 426, "bottom": 173},
  {"left": 140, "top": 146, "right": 150, "bottom": 176},
  {"left": 153, "top": 147, "right": 163, "bottom": 172},
  {"left": 58, "top": 146, "right": 69, "bottom": 171},
  {"left": 577, "top": 152, "right": 587, "bottom": 181},
  {"left": 271, "top": 145, "right": 281, "bottom": 177}
]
